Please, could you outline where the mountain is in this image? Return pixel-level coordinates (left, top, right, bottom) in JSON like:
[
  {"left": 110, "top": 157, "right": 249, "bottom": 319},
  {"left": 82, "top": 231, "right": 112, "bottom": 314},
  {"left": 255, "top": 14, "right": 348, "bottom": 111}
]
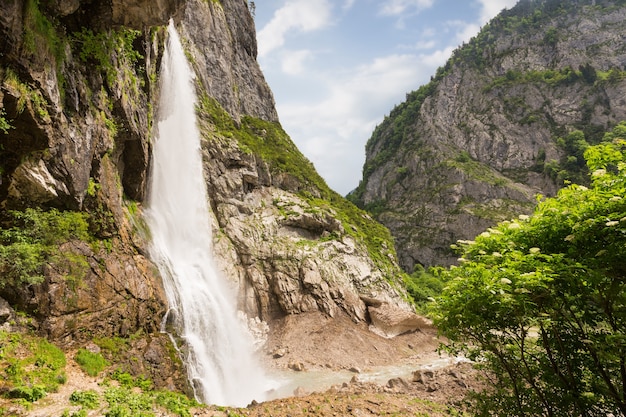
[
  {"left": 349, "top": 0, "right": 626, "bottom": 270},
  {"left": 0, "top": 0, "right": 414, "bottom": 394}
]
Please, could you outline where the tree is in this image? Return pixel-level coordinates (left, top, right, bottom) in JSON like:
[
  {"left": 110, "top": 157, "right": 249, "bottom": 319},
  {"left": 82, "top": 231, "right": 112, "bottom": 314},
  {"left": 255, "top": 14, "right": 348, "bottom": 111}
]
[{"left": 431, "top": 122, "right": 626, "bottom": 416}]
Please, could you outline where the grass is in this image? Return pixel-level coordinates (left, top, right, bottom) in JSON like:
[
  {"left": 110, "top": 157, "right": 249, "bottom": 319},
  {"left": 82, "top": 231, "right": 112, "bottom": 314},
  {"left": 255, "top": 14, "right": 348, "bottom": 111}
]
[
  {"left": 0, "top": 331, "right": 67, "bottom": 403},
  {"left": 75, "top": 349, "right": 109, "bottom": 377}
]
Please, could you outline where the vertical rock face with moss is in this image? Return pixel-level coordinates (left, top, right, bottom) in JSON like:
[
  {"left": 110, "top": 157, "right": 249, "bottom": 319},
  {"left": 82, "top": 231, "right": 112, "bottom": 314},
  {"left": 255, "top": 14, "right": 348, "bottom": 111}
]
[
  {"left": 178, "top": 0, "right": 411, "bottom": 323},
  {"left": 350, "top": 0, "right": 626, "bottom": 270},
  {"left": 0, "top": 0, "right": 412, "bottom": 365}
]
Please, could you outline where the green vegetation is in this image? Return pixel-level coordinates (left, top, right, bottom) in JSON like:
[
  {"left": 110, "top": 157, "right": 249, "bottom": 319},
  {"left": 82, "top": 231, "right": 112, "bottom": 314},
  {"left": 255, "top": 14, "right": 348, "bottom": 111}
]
[
  {"left": 485, "top": 67, "right": 585, "bottom": 92},
  {"left": 75, "top": 349, "right": 109, "bottom": 377},
  {"left": 0, "top": 208, "right": 91, "bottom": 288},
  {"left": 432, "top": 122, "right": 626, "bottom": 415},
  {"left": 102, "top": 372, "right": 197, "bottom": 417},
  {"left": 445, "top": 151, "right": 507, "bottom": 186},
  {"left": 69, "top": 390, "right": 100, "bottom": 409},
  {"left": 73, "top": 28, "right": 143, "bottom": 88},
  {"left": 3, "top": 68, "right": 50, "bottom": 121},
  {"left": 23, "top": 0, "right": 64, "bottom": 62},
  {"left": 0, "top": 331, "right": 67, "bottom": 403},
  {"left": 0, "top": 109, "right": 13, "bottom": 134},
  {"left": 403, "top": 266, "right": 446, "bottom": 311}
]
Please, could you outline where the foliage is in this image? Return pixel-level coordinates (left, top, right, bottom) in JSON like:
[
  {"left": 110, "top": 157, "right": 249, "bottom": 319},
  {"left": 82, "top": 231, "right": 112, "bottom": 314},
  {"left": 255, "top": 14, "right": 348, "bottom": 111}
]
[
  {"left": 403, "top": 266, "right": 446, "bottom": 312},
  {"left": 69, "top": 390, "right": 100, "bottom": 409},
  {"left": 102, "top": 373, "right": 198, "bottom": 417},
  {"left": 0, "top": 109, "right": 13, "bottom": 134},
  {"left": 3, "top": 68, "right": 50, "bottom": 120},
  {"left": 72, "top": 28, "right": 143, "bottom": 88},
  {"left": 0, "top": 331, "right": 67, "bottom": 402},
  {"left": 431, "top": 122, "right": 626, "bottom": 416},
  {"left": 484, "top": 67, "right": 583, "bottom": 92},
  {"left": 0, "top": 208, "right": 91, "bottom": 288},
  {"left": 75, "top": 349, "right": 109, "bottom": 377},
  {"left": 23, "top": 0, "right": 64, "bottom": 62}
]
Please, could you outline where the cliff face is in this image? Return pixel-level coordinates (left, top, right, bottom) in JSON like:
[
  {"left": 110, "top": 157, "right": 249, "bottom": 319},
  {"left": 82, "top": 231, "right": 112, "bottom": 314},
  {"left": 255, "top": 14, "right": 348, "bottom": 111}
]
[
  {"left": 350, "top": 0, "right": 626, "bottom": 270},
  {"left": 0, "top": 0, "right": 411, "bottom": 373}
]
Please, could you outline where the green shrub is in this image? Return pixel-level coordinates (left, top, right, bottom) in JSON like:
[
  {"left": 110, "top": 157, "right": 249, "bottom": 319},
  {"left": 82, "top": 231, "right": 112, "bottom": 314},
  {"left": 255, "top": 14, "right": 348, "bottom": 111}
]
[
  {"left": 75, "top": 349, "right": 109, "bottom": 377},
  {"left": 8, "top": 385, "right": 46, "bottom": 402},
  {"left": 69, "top": 390, "right": 99, "bottom": 409},
  {"left": 0, "top": 208, "right": 91, "bottom": 289},
  {"left": 432, "top": 123, "right": 626, "bottom": 415}
]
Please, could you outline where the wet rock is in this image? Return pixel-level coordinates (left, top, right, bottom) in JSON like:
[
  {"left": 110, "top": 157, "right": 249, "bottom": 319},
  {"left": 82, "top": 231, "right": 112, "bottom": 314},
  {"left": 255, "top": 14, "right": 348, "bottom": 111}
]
[
  {"left": 386, "top": 377, "right": 409, "bottom": 391},
  {"left": 413, "top": 369, "right": 435, "bottom": 384},
  {"left": 288, "top": 362, "right": 306, "bottom": 372}
]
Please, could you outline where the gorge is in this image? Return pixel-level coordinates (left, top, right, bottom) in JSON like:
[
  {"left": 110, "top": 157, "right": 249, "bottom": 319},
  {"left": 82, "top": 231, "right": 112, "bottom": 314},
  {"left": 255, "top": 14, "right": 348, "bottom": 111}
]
[
  {"left": 2, "top": 0, "right": 626, "bottom": 415},
  {"left": 0, "top": 0, "right": 421, "bottom": 414}
]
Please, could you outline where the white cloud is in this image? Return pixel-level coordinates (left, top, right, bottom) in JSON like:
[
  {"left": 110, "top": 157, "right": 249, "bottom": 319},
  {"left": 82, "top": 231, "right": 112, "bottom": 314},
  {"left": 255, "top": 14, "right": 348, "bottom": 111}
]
[
  {"left": 343, "top": 0, "right": 356, "bottom": 10},
  {"left": 413, "top": 39, "right": 437, "bottom": 50},
  {"left": 276, "top": 48, "right": 453, "bottom": 193},
  {"left": 257, "top": 0, "right": 333, "bottom": 58},
  {"left": 379, "top": 0, "right": 434, "bottom": 16},
  {"left": 280, "top": 49, "right": 313, "bottom": 75},
  {"left": 444, "top": 1, "right": 517, "bottom": 46},
  {"left": 445, "top": 19, "right": 482, "bottom": 44},
  {"left": 476, "top": 0, "right": 518, "bottom": 24}
]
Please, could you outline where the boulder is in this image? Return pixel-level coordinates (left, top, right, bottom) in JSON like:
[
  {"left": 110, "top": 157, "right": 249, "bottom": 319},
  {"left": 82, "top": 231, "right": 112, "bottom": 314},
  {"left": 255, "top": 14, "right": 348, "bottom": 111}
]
[
  {"left": 0, "top": 297, "right": 14, "bottom": 324},
  {"left": 368, "top": 302, "right": 433, "bottom": 338}
]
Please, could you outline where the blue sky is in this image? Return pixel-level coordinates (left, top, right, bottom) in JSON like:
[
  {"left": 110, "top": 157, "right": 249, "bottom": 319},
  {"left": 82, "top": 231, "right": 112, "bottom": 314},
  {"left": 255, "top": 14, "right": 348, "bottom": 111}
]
[{"left": 255, "top": 0, "right": 518, "bottom": 195}]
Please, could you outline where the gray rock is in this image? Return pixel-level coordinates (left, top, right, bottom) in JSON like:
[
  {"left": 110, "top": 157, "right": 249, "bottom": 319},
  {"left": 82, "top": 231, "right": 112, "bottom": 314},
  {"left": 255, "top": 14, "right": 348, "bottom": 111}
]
[
  {"left": 368, "top": 302, "right": 432, "bottom": 337},
  {"left": 354, "top": 4, "right": 626, "bottom": 269},
  {"left": 0, "top": 297, "right": 14, "bottom": 324}
]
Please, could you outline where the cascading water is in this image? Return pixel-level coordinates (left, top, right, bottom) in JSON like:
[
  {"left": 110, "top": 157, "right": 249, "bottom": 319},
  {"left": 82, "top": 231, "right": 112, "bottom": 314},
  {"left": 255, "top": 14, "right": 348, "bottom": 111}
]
[{"left": 145, "top": 20, "right": 268, "bottom": 407}]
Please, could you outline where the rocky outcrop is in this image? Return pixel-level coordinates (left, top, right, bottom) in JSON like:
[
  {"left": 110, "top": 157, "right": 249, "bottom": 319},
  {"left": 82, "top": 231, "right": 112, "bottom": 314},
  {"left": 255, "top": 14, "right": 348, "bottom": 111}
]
[
  {"left": 366, "top": 301, "right": 432, "bottom": 338},
  {"left": 201, "top": 131, "right": 410, "bottom": 323},
  {"left": 0, "top": 0, "right": 412, "bottom": 375},
  {"left": 351, "top": 0, "right": 626, "bottom": 269}
]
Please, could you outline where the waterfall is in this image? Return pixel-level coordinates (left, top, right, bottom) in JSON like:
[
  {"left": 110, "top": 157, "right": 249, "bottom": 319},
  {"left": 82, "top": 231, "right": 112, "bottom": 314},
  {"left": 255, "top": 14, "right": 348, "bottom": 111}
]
[{"left": 145, "top": 20, "right": 268, "bottom": 407}]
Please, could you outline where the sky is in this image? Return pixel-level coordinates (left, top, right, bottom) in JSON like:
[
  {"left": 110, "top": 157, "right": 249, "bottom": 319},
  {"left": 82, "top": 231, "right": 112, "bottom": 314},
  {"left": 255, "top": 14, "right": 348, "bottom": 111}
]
[{"left": 254, "top": 0, "right": 519, "bottom": 195}]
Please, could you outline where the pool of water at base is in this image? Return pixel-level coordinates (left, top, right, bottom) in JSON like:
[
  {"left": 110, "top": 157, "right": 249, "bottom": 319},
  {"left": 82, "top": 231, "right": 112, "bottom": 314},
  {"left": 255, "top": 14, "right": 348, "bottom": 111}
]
[{"left": 265, "top": 356, "right": 465, "bottom": 401}]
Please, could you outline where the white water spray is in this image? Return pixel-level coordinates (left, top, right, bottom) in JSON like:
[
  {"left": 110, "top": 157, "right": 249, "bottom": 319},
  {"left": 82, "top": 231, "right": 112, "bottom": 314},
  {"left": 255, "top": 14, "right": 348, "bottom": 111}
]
[{"left": 145, "top": 21, "right": 268, "bottom": 407}]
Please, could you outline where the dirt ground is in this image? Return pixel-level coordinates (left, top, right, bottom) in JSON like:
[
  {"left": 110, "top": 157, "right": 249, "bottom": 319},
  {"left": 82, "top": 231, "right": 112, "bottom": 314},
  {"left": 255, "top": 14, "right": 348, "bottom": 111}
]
[
  {"left": 3, "top": 311, "right": 484, "bottom": 416},
  {"left": 196, "top": 311, "right": 481, "bottom": 416}
]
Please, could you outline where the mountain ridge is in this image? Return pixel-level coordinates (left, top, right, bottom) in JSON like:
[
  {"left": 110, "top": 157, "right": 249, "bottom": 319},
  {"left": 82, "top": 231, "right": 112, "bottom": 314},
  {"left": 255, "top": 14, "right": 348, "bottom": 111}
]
[{"left": 350, "top": 0, "right": 626, "bottom": 270}]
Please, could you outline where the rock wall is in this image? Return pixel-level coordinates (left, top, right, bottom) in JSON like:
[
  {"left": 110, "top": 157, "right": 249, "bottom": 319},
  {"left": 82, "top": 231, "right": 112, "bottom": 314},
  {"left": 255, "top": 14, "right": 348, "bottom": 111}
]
[
  {"left": 352, "top": 0, "right": 626, "bottom": 270},
  {"left": 0, "top": 0, "right": 413, "bottom": 363}
]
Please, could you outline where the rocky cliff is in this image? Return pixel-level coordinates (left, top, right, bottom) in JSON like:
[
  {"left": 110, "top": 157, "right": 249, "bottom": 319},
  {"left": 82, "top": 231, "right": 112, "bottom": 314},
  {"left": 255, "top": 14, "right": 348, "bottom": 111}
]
[
  {"left": 0, "top": 0, "right": 414, "bottom": 389},
  {"left": 350, "top": 0, "right": 626, "bottom": 270}
]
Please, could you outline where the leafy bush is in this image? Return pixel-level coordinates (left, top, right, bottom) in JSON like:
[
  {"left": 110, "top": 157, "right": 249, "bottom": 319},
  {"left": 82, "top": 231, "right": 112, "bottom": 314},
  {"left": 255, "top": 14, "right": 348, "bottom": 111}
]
[
  {"left": 7, "top": 385, "right": 46, "bottom": 402},
  {"left": 0, "top": 208, "right": 91, "bottom": 288},
  {"left": 403, "top": 267, "right": 446, "bottom": 311},
  {"left": 432, "top": 122, "right": 626, "bottom": 416},
  {"left": 75, "top": 349, "right": 109, "bottom": 377},
  {"left": 69, "top": 390, "right": 100, "bottom": 409}
]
